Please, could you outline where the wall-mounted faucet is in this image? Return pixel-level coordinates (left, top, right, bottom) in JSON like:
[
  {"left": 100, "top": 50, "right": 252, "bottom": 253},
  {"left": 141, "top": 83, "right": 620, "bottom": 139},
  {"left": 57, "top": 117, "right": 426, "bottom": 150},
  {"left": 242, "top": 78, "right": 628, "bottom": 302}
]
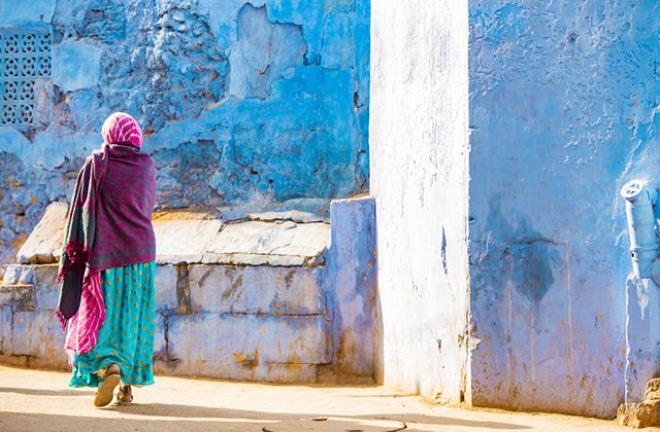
[{"left": 620, "top": 179, "right": 660, "bottom": 286}]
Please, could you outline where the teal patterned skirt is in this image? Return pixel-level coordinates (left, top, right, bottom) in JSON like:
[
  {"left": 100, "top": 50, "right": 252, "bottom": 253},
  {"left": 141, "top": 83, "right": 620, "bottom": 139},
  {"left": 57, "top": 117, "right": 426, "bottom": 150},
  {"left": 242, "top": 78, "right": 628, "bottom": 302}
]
[{"left": 70, "top": 262, "right": 156, "bottom": 388}]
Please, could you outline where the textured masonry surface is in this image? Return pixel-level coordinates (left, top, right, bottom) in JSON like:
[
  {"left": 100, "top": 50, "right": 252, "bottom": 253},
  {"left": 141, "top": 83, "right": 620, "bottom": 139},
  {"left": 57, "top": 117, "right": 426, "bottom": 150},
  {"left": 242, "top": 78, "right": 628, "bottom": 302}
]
[
  {"left": 468, "top": 0, "right": 659, "bottom": 418},
  {"left": 0, "top": 0, "right": 370, "bottom": 264},
  {"left": 0, "top": 197, "right": 378, "bottom": 384}
]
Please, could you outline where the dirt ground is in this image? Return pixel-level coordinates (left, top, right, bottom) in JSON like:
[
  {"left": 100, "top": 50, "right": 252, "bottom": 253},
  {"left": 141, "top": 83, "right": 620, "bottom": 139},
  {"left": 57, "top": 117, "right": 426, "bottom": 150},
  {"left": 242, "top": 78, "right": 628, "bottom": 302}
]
[{"left": 0, "top": 365, "right": 652, "bottom": 432}]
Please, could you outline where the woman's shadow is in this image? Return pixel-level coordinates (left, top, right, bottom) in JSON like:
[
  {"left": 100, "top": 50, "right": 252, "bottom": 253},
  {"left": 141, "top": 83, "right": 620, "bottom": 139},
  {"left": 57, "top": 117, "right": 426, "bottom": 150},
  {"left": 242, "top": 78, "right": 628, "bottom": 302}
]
[{"left": 0, "top": 387, "right": 94, "bottom": 397}]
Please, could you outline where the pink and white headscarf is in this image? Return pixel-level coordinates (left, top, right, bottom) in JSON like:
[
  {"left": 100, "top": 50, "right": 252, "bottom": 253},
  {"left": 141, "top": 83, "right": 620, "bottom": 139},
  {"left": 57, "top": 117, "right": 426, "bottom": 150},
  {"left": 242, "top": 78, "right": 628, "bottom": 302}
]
[{"left": 101, "top": 112, "right": 143, "bottom": 148}]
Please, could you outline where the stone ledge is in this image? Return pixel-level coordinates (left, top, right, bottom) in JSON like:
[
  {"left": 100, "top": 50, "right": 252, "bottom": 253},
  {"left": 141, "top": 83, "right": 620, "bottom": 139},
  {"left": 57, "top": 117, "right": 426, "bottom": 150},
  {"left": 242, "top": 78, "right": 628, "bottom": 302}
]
[
  {"left": 152, "top": 210, "right": 223, "bottom": 265},
  {"left": 203, "top": 219, "right": 329, "bottom": 266},
  {"left": 198, "top": 252, "right": 324, "bottom": 267},
  {"left": 17, "top": 203, "right": 330, "bottom": 267},
  {"left": 247, "top": 210, "right": 326, "bottom": 223}
]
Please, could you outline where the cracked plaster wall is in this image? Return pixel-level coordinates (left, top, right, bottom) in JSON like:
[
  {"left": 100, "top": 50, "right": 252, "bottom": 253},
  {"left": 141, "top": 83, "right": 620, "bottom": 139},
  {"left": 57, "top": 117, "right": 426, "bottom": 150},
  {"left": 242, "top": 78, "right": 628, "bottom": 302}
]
[
  {"left": 468, "top": 0, "right": 658, "bottom": 418},
  {"left": 0, "top": 0, "right": 370, "bottom": 264}
]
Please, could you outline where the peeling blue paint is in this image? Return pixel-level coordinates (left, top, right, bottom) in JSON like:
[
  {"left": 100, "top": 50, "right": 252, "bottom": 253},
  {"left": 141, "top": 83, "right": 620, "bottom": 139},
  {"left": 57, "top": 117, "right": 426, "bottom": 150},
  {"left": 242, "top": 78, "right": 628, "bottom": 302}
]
[
  {"left": 51, "top": 39, "right": 103, "bottom": 92},
  {"left": 229, "top": 4, "right": 307, "bottom": 100},
  {"left": 0, "top": 0, "right": 370, "bottom": 263},
  {"left": 0, "top": 0, "right": 55, "bottom": 25},
  {"left": 469, "top": 0, "right": 658, "bottom": 417}
]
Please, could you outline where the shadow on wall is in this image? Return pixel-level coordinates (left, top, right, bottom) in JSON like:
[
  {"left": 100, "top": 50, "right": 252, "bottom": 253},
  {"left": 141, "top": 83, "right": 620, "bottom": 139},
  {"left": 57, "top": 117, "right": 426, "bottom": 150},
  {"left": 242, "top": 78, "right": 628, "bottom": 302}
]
[{"left": 483, "top": 196, "right": 562, "bottom": 310}]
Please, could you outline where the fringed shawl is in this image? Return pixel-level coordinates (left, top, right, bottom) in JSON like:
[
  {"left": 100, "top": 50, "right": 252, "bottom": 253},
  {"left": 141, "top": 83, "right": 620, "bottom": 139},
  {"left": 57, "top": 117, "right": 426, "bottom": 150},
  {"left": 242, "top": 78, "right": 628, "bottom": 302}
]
[{"left": 56, "top": 143, "right": 156, "bottom": 329}]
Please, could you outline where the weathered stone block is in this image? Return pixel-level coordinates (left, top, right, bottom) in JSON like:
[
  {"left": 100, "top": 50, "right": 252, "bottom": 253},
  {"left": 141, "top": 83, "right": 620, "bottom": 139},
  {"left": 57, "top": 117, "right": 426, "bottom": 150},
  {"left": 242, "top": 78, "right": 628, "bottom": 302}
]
[
  {"left": 187, "top": 266, "right": 232, "bottom": 313},
  {"left": 2, "top": 265, "right": 34, "bottom": 284},
  {"left": 14, "top": 203, "right": 329, "bottom": 270},
  {"left": 32, "top": 264, "right": 60, "bottom": 309},
  {"left": 188, "top": 264, "right": 325, "bottom": 315},
  {"left": 166, "top": 313, "right": 330, "bottom": 381},
  {"left": 2, "top": 266, "right": 18, "bottom": 285},
  {"left": 10, "top": 310, "right": 67, "bottom": 366},
  {"left": 155, "top": 264, "right": 178, "bottom": 312},
  {"left": 153, "top": 213, "right": 222, "bottom": 264},
  {"left": 618, "top": 378, "right": 660, "bottom": 428},
  {"left": 0, "top": 306, "right": 12, "bottom": 354},
  {"left": 16, "top": 202, "right": 67, "bottom": 265},
  {"left": 327, "top": 196, "right": 378, "bottom": 377},
  {"left": 0, "top": 284, "right": 35, "bottom": 311},
  {"left": 203, "top": 220, "right": 330, "bottom": 266},
  {"left": 255, "top": 314, "right": 330, "bottom": 364},
  {"left": 153, "top": 313, "right": 167, "bottom": 359},
  {"left": 235, "top": 266, "right": 325, "bottom": 315}
]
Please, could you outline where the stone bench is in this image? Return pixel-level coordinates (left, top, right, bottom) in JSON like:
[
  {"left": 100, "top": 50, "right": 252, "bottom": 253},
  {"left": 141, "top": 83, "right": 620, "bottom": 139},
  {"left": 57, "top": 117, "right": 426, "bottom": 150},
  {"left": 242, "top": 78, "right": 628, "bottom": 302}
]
[{"left": 0, "top": 197, "right": 377, "bottom": 384}]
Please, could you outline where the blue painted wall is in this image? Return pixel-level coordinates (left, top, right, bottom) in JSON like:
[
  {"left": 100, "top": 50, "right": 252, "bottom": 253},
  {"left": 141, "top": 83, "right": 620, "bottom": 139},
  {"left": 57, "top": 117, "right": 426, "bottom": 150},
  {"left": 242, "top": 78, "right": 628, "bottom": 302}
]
[
  {"left": 468, "top": 0, "right": 658, "bottom": 417},
  {"left": 0, "top": 0, "right": 370, "bottom": 263}
]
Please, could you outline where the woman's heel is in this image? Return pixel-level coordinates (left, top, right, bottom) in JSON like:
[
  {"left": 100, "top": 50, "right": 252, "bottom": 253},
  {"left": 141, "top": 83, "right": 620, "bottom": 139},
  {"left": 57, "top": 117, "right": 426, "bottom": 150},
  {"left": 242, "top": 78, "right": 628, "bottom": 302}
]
[
  {"left": 94, "top": 364, "right": 121, "bottom": 407},
  {"left": 117, "top": 385, "right": 133, "bottom": 405}
]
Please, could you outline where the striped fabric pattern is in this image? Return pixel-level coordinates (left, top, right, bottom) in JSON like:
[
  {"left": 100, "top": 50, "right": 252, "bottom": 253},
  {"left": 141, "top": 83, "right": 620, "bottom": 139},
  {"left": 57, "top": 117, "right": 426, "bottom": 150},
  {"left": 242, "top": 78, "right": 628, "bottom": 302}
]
[
  {"left": 101, "top": 112, "right": 143, "bottom": 148},
  {"left": 64, "top": 272, "right": 105, "bottom": 365}
]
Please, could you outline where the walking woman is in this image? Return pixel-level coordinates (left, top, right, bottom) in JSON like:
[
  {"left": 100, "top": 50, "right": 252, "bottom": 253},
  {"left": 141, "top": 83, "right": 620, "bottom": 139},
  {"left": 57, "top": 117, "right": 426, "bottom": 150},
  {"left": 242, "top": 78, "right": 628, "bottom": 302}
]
[{"left": 56, "top": 112, "right": 157, "bottom": 407}]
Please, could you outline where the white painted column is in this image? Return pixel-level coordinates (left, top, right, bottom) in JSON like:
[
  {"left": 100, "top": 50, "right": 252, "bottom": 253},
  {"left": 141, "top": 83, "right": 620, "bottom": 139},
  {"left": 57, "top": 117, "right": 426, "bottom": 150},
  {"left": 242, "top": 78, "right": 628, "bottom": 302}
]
[{"left": 369, "top": 0, "right": 470, "bottom": 403}]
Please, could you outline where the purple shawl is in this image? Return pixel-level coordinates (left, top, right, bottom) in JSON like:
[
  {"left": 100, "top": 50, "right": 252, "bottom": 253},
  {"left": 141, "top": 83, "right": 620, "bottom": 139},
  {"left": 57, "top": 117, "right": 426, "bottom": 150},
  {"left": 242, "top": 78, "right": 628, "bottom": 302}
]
[{"left": 56, "top": 143, "right": 156, "bottom": 326}]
